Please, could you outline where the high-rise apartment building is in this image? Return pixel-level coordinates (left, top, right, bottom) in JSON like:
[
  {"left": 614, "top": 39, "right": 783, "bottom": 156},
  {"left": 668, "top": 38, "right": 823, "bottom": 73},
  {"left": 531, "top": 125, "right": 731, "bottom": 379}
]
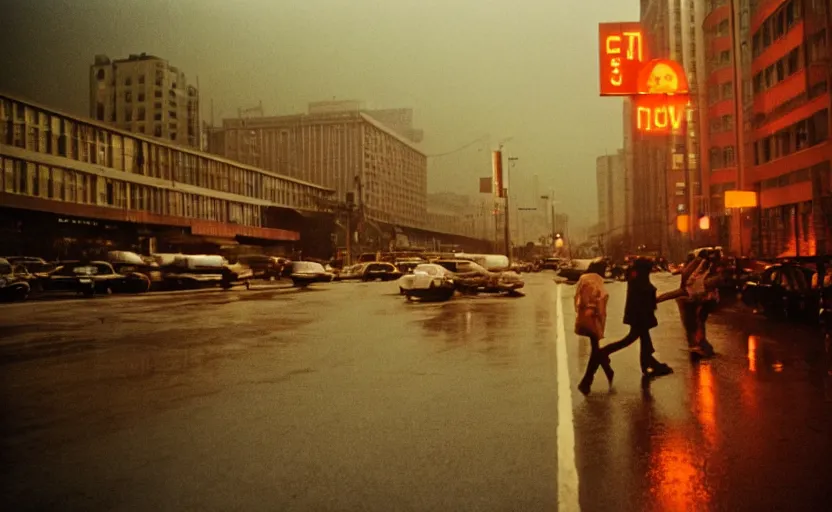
[
  {"left": 596, "top": 151, "right": 627, "bottom": 237},
  {"left": 700, "top": 0, "right": 831, "bottom": 258},
  {"left": 90, "top": 54, "right": 200, "bottom": 149}
]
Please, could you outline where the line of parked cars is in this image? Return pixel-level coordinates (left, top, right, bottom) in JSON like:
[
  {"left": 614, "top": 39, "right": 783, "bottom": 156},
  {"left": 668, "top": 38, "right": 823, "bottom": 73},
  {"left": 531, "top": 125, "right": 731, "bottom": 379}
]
[{"left": 0, "top": 251, "right": 326, "bottom": 301}]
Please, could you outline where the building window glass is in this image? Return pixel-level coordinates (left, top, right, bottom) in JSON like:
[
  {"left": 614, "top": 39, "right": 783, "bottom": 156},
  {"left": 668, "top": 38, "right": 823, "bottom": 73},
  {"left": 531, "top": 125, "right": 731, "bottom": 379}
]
[
  {"left": 52, "top": 167, "right": 64, "bottom": 200},
  {"left": 124, "top": 137, "right": 135, "bottom": 173}
]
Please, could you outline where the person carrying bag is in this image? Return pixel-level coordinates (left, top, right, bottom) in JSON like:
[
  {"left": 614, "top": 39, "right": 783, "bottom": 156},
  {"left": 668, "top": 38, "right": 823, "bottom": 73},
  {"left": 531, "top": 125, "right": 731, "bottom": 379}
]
[{"left": 575, "top": 260, "right": 614, "bottom": 395}]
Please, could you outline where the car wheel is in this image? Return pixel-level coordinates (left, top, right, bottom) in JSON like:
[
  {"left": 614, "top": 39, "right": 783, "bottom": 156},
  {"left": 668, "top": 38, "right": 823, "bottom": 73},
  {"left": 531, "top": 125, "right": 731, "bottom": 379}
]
[{"left": 82, "top": 287, "right": 95, "bottom": 298}]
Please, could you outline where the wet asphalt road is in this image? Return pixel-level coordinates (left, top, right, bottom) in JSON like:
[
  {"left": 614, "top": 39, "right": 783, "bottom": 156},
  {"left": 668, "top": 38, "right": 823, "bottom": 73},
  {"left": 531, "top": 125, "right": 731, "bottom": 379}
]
[{"left": 1, "top": 273, "right": 831, "bottom": 511}]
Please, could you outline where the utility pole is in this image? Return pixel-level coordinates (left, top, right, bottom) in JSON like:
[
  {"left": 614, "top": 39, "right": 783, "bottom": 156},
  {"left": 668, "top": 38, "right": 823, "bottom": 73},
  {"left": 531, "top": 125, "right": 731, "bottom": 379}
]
[{"left": 504, "top": 155, "right": 518, "bottom": 261}]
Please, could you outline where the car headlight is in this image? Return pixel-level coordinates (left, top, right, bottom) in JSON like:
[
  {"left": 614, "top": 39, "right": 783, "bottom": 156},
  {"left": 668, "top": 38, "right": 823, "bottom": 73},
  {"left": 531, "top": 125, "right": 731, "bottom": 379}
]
[{"left": 0, "top": 278, "right": 6, "bottom": 288}]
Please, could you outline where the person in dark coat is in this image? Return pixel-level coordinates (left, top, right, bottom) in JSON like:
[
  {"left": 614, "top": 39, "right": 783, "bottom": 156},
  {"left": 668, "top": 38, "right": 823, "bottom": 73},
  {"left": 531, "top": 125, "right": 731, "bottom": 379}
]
[{"left": 601, "top": 257, "right": 673, "bottom": 377}]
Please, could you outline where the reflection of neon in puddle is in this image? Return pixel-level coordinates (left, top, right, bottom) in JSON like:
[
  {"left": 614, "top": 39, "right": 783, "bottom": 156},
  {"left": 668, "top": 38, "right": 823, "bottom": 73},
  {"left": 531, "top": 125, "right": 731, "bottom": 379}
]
[
  {"left": 649, "top": 432, "right": 711, "bottom": 510},
  {"left": 747, "top": 336, "right": 758, "bottom": 373}
]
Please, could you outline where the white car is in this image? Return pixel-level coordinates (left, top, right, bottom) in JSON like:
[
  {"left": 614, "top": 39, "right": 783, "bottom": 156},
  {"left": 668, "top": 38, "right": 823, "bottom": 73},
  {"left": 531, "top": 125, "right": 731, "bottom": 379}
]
[{"left": 398, "top": 263, "right": 456, "bottom": 301}]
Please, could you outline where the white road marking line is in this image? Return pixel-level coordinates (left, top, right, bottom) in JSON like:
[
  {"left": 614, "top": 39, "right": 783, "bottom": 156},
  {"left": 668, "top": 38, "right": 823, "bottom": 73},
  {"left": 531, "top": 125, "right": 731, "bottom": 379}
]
[{"left": 555, "top": 283, "right": 580, "bottom": 511}]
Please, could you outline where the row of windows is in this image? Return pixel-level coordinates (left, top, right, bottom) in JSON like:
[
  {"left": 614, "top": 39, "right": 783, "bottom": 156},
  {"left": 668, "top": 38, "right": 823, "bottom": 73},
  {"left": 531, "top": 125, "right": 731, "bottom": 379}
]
[
  {"left": 752, "top": 46, "right": 801, "bottom": 94},
  {"left": 752, "top": 0, "right": 800, "bottom": 58},
  {"left": 753, "top": 109, "right": 829, "bottom": 165},
  {"left": 709, "top": 114, "right": 734, "bottom": 134},
  {"left": 0, "top": 97, "right": 328, "bottom": 212},
  {"left": 707, "top": 49, "right": 732, "bottom": 72},
  {"left": 759, "top": 164, "right": 814, "bottom": 190},
  {"left": 708, "top": 81, "right": 734, "bottom": 104},
  {"left": 709, "top": 145, "right": 736, "bottom": 170},
  {"left": 0, "top": 157, "right": 265, "bottom": 227}
]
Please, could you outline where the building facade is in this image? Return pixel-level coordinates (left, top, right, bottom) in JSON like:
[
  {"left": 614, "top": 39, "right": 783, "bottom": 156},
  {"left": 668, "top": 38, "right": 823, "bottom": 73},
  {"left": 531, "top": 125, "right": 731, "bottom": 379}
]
[
  {"left": 596, "top": 151, "right": 627, "bottom": 236},
  {"left": 90, "top": 54, "right": 200, "bottom": 149},
  {"left": 633, "top": 0, "right": 704, "bottom": 259},
  {"left": 749, "top": 0, "right": 831, "bottom": 257},
  {"left": 210, "top": 108, "right": 428, "bottom": 230},
  {"left": 699, "top": 0, "right": 831, "bottom": 258},
  {"left": 0, "top": 93, "right": 335, "bottom": 258}
]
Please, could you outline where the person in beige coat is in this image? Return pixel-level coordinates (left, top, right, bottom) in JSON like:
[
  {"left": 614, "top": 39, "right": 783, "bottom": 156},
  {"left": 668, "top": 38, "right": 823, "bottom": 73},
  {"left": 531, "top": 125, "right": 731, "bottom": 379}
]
[{"left": 575, "top": 260, "right": 614, "bottom": 394}]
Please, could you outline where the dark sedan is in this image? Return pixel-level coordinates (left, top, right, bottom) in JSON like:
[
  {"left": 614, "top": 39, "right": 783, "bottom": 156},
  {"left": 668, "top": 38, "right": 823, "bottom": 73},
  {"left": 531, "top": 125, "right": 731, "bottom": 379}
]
[
  {"left": 0, "top": 258, "right": 33, "bottom": 301},
  {"left": 39, "top": 261, "right": 151, "bottom": 297},
  {"left": 741, "top": 263, "right": 816, "bottom": 321}
]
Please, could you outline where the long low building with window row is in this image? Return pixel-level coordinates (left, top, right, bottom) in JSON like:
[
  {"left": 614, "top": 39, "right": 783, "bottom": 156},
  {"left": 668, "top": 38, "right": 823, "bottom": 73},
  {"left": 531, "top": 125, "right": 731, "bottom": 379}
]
[{"left": 0, "top": 93, "right": 336, "bottom": 258}]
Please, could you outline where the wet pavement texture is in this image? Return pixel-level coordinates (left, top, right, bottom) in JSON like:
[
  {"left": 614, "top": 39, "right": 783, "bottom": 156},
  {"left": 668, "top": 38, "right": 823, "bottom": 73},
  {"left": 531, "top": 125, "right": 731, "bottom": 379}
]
[{"left": 0, "top": 273, "right": 830, "bottom": 511}]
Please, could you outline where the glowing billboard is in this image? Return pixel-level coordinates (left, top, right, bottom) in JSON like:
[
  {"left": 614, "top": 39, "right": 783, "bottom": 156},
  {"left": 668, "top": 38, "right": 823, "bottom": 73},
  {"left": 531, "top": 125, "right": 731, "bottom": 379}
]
[{"left": 598, "top": 22, "right": 646, "bottom": 96}]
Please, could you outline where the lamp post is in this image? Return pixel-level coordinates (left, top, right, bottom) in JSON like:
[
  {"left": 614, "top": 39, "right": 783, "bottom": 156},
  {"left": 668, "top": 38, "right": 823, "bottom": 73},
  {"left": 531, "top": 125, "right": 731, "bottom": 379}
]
[{"left": 504, "top": 155, "right": 519, "bottom": 260}]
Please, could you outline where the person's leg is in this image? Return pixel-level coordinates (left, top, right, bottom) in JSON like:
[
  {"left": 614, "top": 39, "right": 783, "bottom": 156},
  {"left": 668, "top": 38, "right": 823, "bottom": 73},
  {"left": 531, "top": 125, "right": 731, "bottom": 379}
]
[
  {"left": 697, "top": 301, "right": 716, "bottom": 356},
  {"left": 602, "top": 327, "right": 640, "bottom": 357},
  {"left": 578, "top": 336, "right": 602, "bottom": 394},
  {"left": 640, "top": 330, "right": 673, "bottom": 376}
]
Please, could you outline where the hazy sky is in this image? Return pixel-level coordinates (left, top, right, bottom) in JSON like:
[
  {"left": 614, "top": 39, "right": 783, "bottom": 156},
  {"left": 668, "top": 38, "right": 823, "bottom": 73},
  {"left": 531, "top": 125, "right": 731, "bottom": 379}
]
[{"left": 0, "top": 0, "right": 637, "bottom": 230}]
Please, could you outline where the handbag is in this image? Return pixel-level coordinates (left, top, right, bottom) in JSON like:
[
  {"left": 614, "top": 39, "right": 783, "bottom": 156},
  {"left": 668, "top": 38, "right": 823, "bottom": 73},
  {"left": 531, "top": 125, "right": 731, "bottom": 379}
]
[{"left": 575, "top": 308, "right": 603, "bottom": 339}]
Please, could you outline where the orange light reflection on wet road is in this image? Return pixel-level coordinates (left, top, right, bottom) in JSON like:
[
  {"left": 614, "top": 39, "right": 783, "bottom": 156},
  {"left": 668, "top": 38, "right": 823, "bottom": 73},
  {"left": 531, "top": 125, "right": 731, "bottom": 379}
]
[
  {"left": 747, "top": 335, "right": 758, "bottom": 373},
  {"left": 648, "top": 432, "right": 711, "bottom": 510},
  {"left": 696, "top": 364, "right": 717, "bottom": 447}
]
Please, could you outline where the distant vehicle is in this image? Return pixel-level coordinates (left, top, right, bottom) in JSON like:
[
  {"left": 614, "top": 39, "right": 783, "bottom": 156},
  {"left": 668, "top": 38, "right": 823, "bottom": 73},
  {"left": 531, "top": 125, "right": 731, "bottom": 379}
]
[
  {"left": 540, "top": 258, "right": 563, "bottom": 271},
  {"left": 360, "top": 262, "right": 402, "bottom": 281},
  {"left": 236, "top": 254, "right": 286, "bottom": 280},
  {"left": 557, "top": 259, "right": 596, "bottom": 282},
  {"left": 107, "top": 251, "right": 162, "bottom": 289},
  {"left": 434, "top": 258, "right": 524, "bottom": 295},
  {"left": 395, "top": 257, "right": 426, "bottom": 274},
  {"left": 153, "top": 254, "right": 252, "bottom": 290},
  {"left": 4, "top": 256, "right": 56, "bottom": 274},
  {"left": 290, "top": 261, "right": 334, "bottom": 288},
  {"left": 455, "top": 253, "right": 510, "bottom": 271},
  {"left": 40, "top": 261, "right": 150, "bottom": 297},
  {"left": 398, "top": 263, "right": 456, "bottom": 301},
  {"left": 741, "top": 262, "right": 816, "bottom": 321},
  {"left": 0, "top": 258, "right": 33, "bottom": 301}
]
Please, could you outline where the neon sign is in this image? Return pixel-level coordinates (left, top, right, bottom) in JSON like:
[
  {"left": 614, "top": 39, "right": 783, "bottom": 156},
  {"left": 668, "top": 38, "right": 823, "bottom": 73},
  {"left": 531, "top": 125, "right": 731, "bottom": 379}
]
[
  {"left": 598, "top": 22, "right": 646, "bottom": 96},
  {"left": 637, "top": 59, "right": 690, "bottom": 95},
  {"left": 600, "top": 23, "right": 691, "bottom": 135},
  {"left": 633, "top": 95, "right": 689, "bottom": 135}
]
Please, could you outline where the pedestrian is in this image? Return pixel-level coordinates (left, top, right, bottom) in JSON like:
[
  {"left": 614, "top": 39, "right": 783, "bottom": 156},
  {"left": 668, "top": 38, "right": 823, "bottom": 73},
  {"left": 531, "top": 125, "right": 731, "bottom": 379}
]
[
  {"left": 574, "top": 259, "right": 615, "bottom": 395},
  {"left": 601, "top": 257, "right": 674, "bottom": 378},
  {"left": 676, "top": 249, "right": 717, "bottom": 358}
]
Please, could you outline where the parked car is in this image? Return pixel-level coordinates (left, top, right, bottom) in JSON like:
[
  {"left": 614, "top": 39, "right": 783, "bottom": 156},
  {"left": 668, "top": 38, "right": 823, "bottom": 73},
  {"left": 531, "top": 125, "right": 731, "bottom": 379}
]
[
  {"left": 360, "top": 262, "right": 402, "bottom": 281},
  {"left": 4, "top": 256, "right": 56, "bottom": 274},
  {"left": 540, "top": 258, "right": 563, "bottom": 271},
  {"left": 107, "top": 251, "right": 162, "bottom": 289},
  {"left": 741, "top": 262, "right": 816, "bottom": 321},
  {"left": 235, "top": 254, "right": 286, "bottom": 281},
  {"left": 398, "top": 263, "right": 456, "bottom": 301},
  {"left": 434, "top": 258, "right": 524, "bottom": 295},
  {"left": 290, "top": 261, "right": 334, "bottom": 287},
  {"left": 0, "top": 258, "right": 33, "bottom": 301},
  {"left": 557, "top": 259, "right": 595, "bottom": 282},
  {"left": 395, "top": 257, "right": 426, "bottom": 274},
  {"left": 335, "top": 264, "right": 365, "bottom": 281},
  {"left": 39, "top": 261, "right": 151, "bottom": 297}
]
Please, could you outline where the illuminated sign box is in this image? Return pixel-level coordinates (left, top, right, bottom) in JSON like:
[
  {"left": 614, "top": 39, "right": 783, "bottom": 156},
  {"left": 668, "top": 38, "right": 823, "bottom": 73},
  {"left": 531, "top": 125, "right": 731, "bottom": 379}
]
[
  {"left": 598, "top": 22, "right": 646, "bottom": 96},
  {"left": 724, "top": 190, "right": 758, "bottom": 209}
]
